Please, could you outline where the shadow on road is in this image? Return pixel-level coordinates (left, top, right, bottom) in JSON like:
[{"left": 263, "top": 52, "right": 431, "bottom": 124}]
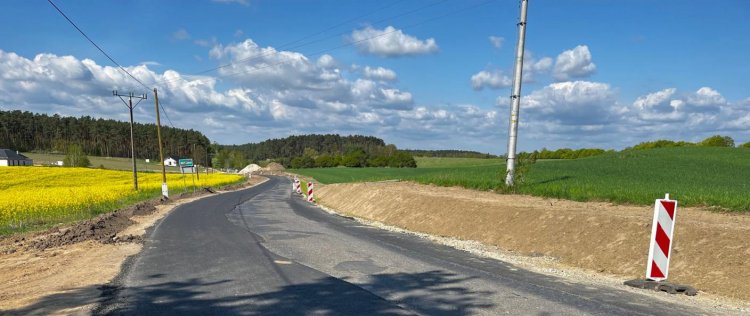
[{"left": 5, "top": 270, "right": 493, "bottom": 315}]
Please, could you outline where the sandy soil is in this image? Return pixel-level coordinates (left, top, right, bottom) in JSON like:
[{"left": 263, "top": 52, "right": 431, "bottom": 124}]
[
  {"left": 0, "top": 176, "right": 267, "bottom": 315},
  {"left": 315, "top": 181, "right": 750, "bottom": 305}
]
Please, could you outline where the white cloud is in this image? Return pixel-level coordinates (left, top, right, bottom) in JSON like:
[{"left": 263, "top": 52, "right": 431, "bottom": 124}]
[
  {"left": 523, "top": 55, "right": 553, "bottom": 82},
  {"left": 633, "top": 88, "right": 677, "bottom": 110},
  {"left": 172, "top": 29, "right": 190, "bottom": 41},
  {"left": 194, "top": 37, "right": 218, "bottom": 48},
  {"left": 0, "top": 47, "right": 505, "bottom": 152},
  {"left": 349, "top": 26, "right": 438, "bottom": 57},
  {"left": 687, "top": 87, "right": 726, "bottom": 107},
  {"left": 553, "top": 45, "right": 596, "bottom": 81},
  {"left": 3, "top": 43, "right": 747, "bottom": 153},
  {"left": 234, "top": 29, "right": 244, "bottom": 38},
  {"left": 139, "top": 61, "right": 161, "bottom": 66},
  {"left": 471, "top": 70, "right": 512, "bottom": 90},
  {"left": 521, "top": 81, "right": 618, "bottom": 125},
  {"left": 489, "top": 36, "right": 504, "bottom": 49},
  {"left": 362, "top": 66, "right": 397, "bottom": 82},
  {"left": 212, "top": 0, "right": 249, "bottom": 6}
]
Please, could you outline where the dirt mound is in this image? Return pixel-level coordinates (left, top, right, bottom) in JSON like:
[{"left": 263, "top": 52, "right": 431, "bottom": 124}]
[
  {"left": 24, "top": 202, "right": 159, "bottom": 251},
  {"left": 0, "top": 200, "right": 161, "bottom": 254},
  {"left": 264, "top": 162, "right": 285, "bottom": 171},
  {"left": 316, "top": 181, "right": 750, "bottom": 302},
  {"left": 239, "top": 164, "right": 262, "bottom": 175}
]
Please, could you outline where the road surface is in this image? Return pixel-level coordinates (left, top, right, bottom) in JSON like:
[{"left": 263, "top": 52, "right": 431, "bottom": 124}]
[{"left": 97, "top": 176, "right": 708, "bottom": 315}]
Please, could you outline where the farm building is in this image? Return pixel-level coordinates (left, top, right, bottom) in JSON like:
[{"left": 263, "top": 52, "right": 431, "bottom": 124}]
[
  {"left": 164, "top": 157, "right": 178, "bottom": 167},
  {"left": 0, "top": 149, "right": 33, "bottom": 166},
  {"left": 164, "top": 156, "right": 190, "bottom": 167}
]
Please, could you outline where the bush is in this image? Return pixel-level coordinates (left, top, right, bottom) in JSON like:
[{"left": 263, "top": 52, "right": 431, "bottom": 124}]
[
  {"left": 629, "top": 140, "right": 695, "bottom": 150},
  {"left": 291, "top": 156, "right": 315, "bottom": 169},
  {"left": 741, "top": 141, "right": 750, "bottom": 149},
  {"left": 63, "top": 144, "right": 90, "bottom": 167},
  {"left": 342, "top": 150, "right": 368, "bottom": 167},
  {"left": 699, "top": 135, "right": 734, "bottom": 147}
]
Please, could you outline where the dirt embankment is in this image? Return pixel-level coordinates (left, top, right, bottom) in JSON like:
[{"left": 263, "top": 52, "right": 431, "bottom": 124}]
[
  {"left": 0, "top": 176, "right": 268, "bottom": 314},
  {"left": 316, "top": 181, "right": 750, "bottom": 302}
]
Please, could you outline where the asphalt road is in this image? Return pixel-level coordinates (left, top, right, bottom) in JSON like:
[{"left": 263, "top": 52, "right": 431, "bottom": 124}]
[{"left": 96, "top": 176, "right": 709, "bottom": 315}]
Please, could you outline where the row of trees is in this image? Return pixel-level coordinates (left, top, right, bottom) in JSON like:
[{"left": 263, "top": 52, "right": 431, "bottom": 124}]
[
  {"left": 514, "top": 135, "right": 748, "bottom": 160},
  {"left": 223, "top": 134, "right": 417, "bottom": 169},
  {"left": 401, "top": 149, "right": 497, "bottom": 159},
  {"left": 518, "top": 148, "right": 611, "bottom": 160},
  {"left": 0, "top": 110, "right": 212, "bottom": 165},
  {"left": 289, "top": 147, "right": 416, "bottom": 169},
  {"left": 627, "top": 135, "right": 745, "bottom": 150},
  {"left": 224, "top": 134, "right": 388, "bottom": 162},
  {"left": 211, "top": 148, "right": 248, "bottom": 170}
]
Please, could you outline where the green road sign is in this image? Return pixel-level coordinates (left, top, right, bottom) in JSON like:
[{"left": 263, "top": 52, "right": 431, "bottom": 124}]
[{"left": 178, "top": 159, "right": 194, "bottom": 167}]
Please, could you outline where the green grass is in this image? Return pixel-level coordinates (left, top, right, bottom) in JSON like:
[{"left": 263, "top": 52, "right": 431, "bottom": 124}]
[
  {"left": 293, "top": 147, "right": 750, "bottom": 211},
  {"left": 23, "top": 152, "right": 204, "bottom": 173},
  {"left": 414, "top": 157, "right": 505, "bottom": 168}
]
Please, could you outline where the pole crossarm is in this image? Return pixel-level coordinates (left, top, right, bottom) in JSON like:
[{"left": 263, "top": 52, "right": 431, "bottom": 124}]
[{"left": 112, "top": 91, "right": 147, "bottom": 191}]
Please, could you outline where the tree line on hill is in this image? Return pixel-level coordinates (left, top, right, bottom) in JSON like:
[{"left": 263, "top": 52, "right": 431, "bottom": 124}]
[
  {"left": 400, "top": 149, "right": 497, "bottom": 158},
  {"left": 514, "top": 135, "right": 748, "bottom": 161},
  {"left": 624, "top": 135, "right": 746, "bottom": 150},
  {"left": 0, "top": 110, "right": 212, "bottom": 165},
  {"left": 217, "top": 134, "right": 416, "bottom": 169}
]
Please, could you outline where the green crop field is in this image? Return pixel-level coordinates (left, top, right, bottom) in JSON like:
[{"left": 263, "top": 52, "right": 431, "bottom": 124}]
[{"left": 293, "top": 147, "right": 750, "bottom": 212}]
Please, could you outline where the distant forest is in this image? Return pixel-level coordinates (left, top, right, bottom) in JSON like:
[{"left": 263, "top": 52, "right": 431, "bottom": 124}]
[
  {"left": 401, "top": 149, "right": 497, "bottom": 158},
  {"left": 219, "top": 134, "right": 416, "bottom": 168},
  {"left": 0, "top": 110, "right": 211, "bottom": 164}
]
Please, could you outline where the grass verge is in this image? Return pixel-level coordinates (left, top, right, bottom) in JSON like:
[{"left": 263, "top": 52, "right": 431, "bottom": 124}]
[{"left": 293, "top": 147, "right": 750, "bottom": 211}]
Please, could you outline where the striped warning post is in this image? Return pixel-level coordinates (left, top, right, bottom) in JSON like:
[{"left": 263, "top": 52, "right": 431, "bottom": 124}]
[
  {"left": 292, "top": 177, "right": 297, "bottom": 192},
  {"left": 295, "top": 179, "right": 302, "bottom": 194},
  {"left": 646, "top": 193, "right": 678, "bottom": 281},
  {"left": 307, "top": 182, "right": 314, "bottom": 203}
]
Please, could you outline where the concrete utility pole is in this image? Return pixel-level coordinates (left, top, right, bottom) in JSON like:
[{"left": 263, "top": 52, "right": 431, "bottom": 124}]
[
  {"left": 153, "top": 88, "right": 169, "bottom": 198},
  {"left": 114, "top": 91, "right": 147, "bottom": 191},
  {"left": 505, "top": 0, "right": 529, "bottom": 187}
]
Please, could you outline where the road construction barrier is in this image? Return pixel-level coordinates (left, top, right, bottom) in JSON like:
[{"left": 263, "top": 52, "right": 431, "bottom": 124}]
[
  {"left": 307, "top": 182, "right": 314, "bottom": 203},
  {"left": 292, "top": 176, "right": 297, "bottom": 192},
  {"left": 646, "top": 193, "right": 678, "bottom": 281},
  {"left": 296, "top": 179, "right": 302, "bottom": 194}
]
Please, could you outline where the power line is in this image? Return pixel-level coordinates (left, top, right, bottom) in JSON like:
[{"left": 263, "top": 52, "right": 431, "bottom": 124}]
[
  {"left": 46, "top": 0, "right": 150, "bottom": 92},
  {"left": 46, "top": 0, "right": 179, "bottom": 131},
  {"left": 159, "top": 103, "right": 175, "bottom": 128},
  {"left": 152, "top": 0, "right": 455, "bottom": 87}
]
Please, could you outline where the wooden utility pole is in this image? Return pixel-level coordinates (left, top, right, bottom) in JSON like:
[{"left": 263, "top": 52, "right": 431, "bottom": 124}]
[
  {"left": 193, "top": 143, "right": 199, "bottom": 181},
  {"left": 114, "top": 91, "right": 147, "bottom": 191},
  {"left": 154, "top": 88, "right": 169, "bottom": 198}
]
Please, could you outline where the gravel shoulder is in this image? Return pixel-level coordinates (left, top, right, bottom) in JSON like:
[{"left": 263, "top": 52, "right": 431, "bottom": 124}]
[
  {"left": 315, "top": 181, "right": 750, "bottom": 313},
  {"left": 0, "top": 176, "right": 267, "bottom": 315}
]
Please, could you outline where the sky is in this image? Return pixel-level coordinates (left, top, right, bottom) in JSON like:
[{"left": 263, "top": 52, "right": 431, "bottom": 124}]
[{"left": 0, "top": 0, "right": 748, "bottom": 154}]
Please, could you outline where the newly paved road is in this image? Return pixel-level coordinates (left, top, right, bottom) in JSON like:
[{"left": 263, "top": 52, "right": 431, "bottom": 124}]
[{"left": 97, "top": 176, "right": 708, "bottom": 315}]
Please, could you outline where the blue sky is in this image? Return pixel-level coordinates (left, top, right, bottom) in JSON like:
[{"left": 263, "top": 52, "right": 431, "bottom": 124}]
[{"left": 0, "top": 0, "right": 748, "bottom": 154}]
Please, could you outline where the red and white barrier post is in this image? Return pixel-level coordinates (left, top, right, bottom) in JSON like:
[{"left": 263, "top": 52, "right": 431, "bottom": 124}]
[
  {"left": 646, "top": 193, "right": 678, "bottom": 281},
  {"left": 295, "top": 179, "right": 302, "bottom": 194},
  {"left": 307, "top": 182, "right": 314, "bottom": 203},
  {"left": 292, "top": 176, "right": 298, "bottom": 192}
]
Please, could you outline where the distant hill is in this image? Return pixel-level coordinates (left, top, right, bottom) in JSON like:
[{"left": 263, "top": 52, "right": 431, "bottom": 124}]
[
  {"left": 220, "top": 134, "right": 415, "bottom": 168},
  {"left": 0, "top": 110, "right": 211, "bottom": 164},
  {"left": 402, "top": 149, "right": 498, "bottom": 159}
]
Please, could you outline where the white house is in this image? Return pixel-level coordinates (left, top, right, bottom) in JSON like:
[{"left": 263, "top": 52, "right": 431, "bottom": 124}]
[
  {"left": 0, "top": 149, "right": 33, "bottom": 166},
  {"left": 164, "top": 157, "right": 178, "bottom": 167}
]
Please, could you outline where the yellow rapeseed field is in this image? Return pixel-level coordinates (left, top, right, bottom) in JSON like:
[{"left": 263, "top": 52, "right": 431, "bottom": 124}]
[{"left": 0, "top": 166, "right": 244, "bottom": 232}]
